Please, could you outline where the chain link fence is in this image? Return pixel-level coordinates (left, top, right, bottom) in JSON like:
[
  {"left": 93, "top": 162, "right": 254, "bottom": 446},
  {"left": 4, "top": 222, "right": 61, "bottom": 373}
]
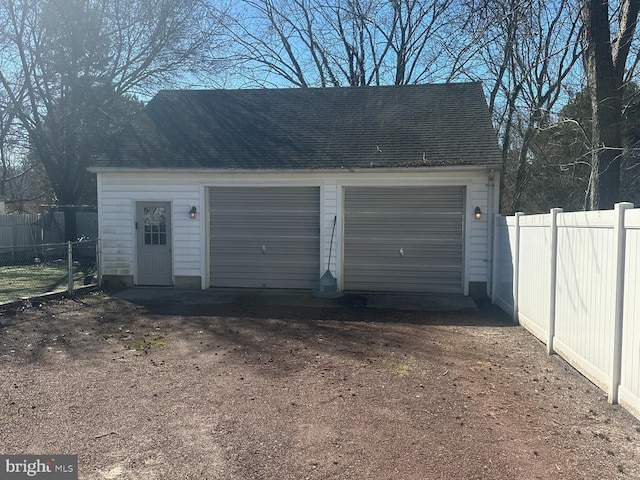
[{"left": 0, "top": 238, "right": 99, "bottom": 305}]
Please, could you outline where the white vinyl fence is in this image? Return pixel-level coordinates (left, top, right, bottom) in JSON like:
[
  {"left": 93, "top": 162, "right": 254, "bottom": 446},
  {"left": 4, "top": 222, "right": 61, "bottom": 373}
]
[{"left": 493, "top": 203, "right": 640, "bottom": 420}]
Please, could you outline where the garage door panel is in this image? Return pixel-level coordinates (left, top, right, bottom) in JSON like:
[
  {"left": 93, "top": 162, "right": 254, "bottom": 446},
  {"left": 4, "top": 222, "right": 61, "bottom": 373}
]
[
  {"left": 210, "top": 187, "right": 320, "bottom": 289},
  {"left": 348, "top": 189, "right": 463, "bottom": 208},
  {"left": 213, "top": 260, "right": 317, "bottom": 271},
  {"left": 211, "top": 245, "right": 319, "bottom": 256},
  {"left": 346, "top": 238, "right": 463, "bottom": 248},
  {"left": 345, "top": 218, "right": 464, "bottom": 228},
  {"left": 347, "top": 277, "right": 462, "bottom": 294},
  {"left": 345, "top": 220, "right": 463, "bottom": 233},
  {"left": 210, "top": 276, "right": 310, "bottom": 289},
  {"left": 213, "top": 214, "right": 318, "bottom": 226},
  {"left": 345, "top": 213, "right": 463, "bottom": 224},
  {"left": 212, "top": 221, "right": 318, "bottom": 234},
  {"left": 348, "top": 268, "right": 462, "bottom": 276},
  {"left": 348, "top": 270, "right": 462, "bottom": 280},
  {"left": 212, "top": 237, "right": 320, "bottom": 247},
  {"left": 346, "top": 260, "right": 462, "bottom": 271},
  {"left": 218, "top": 202, "right": 317, "bottom": 211},
  {"left": 348, "top": 247, "right": 462, "bottom": 258},
  {"left": 213, "top": 219, "right": 319, "bottom": 228},
  {"left": 347, "top": 262, "right": 462, "bottom": 272},
  {"left": 344, "top": 186, "right": 464, "bottom": 294},
  {"left": 211, "top": 257, "right": 319, "bottom": 269},
  {"left": 213, "top": 265, "right": 317, "bottom": 282}
]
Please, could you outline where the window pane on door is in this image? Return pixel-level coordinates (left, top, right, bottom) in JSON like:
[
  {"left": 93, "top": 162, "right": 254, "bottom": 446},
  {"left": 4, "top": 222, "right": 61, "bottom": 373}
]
[{"left": 144, "top": 207, "right": 167, "bottom": 245}]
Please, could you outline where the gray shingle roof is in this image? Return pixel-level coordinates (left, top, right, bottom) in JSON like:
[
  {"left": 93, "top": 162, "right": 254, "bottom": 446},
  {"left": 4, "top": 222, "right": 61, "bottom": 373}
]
[{"left": 95, "top": 82, "right": 502, "bottom": 170}]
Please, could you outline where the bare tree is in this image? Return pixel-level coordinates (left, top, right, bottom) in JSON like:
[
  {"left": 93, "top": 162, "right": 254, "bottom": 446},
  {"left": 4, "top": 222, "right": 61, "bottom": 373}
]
[
  {"left": 0, "top": 82, "right": 41, "bottom": 209},
  {"left": 505, "top": 0, "right": 582, "bottom": 214},
  {"left": 0, "top": 95, "right": 20, "bottom": 199},
  {"left": 581, "top": 0, "right": 640, "bottom": 210},
  {"left": 221, "top": 0, "right": 460, "bottom": 87},
  {"left": 0, "top": 0, "right": 224, "bottom": 238},
  {"left": 459, "top": 0, "right": 582, "bottom": 214}
]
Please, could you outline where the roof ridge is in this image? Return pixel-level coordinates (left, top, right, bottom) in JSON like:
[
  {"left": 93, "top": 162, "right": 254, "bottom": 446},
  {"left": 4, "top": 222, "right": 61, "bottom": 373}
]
[{"left": 154, "top": 81, "right": 483, "bottom": 95}]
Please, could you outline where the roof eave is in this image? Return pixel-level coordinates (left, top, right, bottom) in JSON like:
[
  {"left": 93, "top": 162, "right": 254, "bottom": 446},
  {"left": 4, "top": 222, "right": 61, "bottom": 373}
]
[{"left": 88, "top": 164, "right": 503, "bottom": 174}]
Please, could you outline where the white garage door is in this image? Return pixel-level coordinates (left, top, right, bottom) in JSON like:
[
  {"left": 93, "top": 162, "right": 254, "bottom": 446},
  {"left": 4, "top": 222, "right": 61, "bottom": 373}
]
[
  {"left": 210, "top": 187, "right": 320, "bottom": 289},
  {"left": 343, "top": 186, "right": 464, "bottom": 293}
]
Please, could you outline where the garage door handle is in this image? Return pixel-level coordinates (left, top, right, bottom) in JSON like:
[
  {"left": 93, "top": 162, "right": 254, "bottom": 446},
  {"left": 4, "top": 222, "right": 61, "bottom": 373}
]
[
  {"left": 399, "top": 248, "right": 404, "bottom": 257},
  {"left": 262, "top": 245, "right": 267, "bottom": 254}
]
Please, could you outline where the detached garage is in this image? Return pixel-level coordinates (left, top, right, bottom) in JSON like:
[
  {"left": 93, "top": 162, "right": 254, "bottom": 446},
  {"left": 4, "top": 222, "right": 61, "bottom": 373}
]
[{"left": 90, "top": 82, "right": 502, "bottom": 297}]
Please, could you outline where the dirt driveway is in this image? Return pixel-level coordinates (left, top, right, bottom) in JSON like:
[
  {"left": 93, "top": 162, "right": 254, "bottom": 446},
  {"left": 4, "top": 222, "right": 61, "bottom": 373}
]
[{"left": 1, "top": 291, "right": 639, "bottom": 479}]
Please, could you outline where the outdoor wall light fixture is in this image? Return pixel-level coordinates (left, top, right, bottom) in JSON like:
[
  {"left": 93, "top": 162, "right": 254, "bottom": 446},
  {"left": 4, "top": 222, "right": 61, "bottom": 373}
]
[
  {"left": 189, "top": 206, "right": 197, "bottom": 219},
  {"left": 474, "top": 206, "right": 482, "bottom": 220}
]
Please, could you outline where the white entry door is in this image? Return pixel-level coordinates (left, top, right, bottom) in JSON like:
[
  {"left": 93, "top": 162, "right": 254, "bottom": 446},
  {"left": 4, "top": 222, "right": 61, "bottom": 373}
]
[{"left": 136, "top": 202, "right": 172, "bottom": 285}]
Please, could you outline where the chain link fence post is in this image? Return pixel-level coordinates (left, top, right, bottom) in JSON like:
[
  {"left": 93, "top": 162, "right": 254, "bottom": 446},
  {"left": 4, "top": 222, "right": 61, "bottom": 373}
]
[
  {"left": 67, "top": 241, "right": 74, "bottom": 296},
  {"left": 96, "top": 237, "right": 102, "bottom": 289}
]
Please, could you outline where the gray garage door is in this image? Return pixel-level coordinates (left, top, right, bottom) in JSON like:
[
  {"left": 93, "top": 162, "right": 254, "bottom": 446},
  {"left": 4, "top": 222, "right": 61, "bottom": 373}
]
[
  {"left": 210, "top": 187, "right": 320, "bottom": 289},
  {"left": 343, "top": 186, "right": 464, "bottom": 293}
]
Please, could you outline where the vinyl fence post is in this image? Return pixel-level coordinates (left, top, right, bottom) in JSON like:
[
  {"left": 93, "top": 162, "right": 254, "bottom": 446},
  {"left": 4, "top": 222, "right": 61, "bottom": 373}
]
[
  {"left": 67, "top": 241, "right": 74, "bottom": 296},
  {"left": 491, "top": 214, "right": 500, "bottom": 304},
  {"left": 609, "top": 202, "right": 634, "bottom": 404},
  {"left": 547, "top": 208, "right": 562, "bottom": 355},
  {"left": 512, "top": 212, "right": 524, "bottom": 324}
]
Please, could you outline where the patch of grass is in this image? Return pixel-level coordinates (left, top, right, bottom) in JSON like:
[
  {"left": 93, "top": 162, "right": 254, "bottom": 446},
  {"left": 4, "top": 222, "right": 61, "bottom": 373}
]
[
  {"left": 0, "top": 263, "right": 96, "bottom": 304},
  {"left": 372, "top": 356, "right": 418, "bottom": 377},
  {"left": 395, "top": 362, "right": 412, "bottom": 377},
  {"left": 125, "top": 333, "right": 167, "bottom": 353}
]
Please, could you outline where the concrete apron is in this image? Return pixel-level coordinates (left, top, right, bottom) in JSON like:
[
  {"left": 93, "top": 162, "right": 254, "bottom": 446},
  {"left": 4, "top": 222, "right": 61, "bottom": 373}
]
[{"left": 114, "top": 288, "right": 478, "bottom": 312}]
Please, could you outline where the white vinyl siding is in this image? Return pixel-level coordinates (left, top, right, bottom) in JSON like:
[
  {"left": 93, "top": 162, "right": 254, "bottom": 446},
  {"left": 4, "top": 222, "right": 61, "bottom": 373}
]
[
  {"left": 96, "top": 169, "right": 494, "bottom": 293},
  {"left": 97, "top": 174, "right": 204, "bottom": 283}
]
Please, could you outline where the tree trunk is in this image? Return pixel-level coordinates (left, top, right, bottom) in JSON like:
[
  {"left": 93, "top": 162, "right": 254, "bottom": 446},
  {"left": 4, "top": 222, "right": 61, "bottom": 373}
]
[
  {"left": 585, "top": 53, "right": 623, "bottom": 211},
  {"left": 583, "top": 0, "right": 623, "bottom": 210},
  {"left": 581, "top": 0, "right": 640, "bottom": 210},
  {"left": 62, "top": 206, "right": 77, "bottom": 242}
]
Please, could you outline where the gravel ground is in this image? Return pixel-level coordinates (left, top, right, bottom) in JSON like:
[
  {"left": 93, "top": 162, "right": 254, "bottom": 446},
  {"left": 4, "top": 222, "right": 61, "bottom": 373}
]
[{"left": 0, "top": 291, "right": 639, "bottom": 479}]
